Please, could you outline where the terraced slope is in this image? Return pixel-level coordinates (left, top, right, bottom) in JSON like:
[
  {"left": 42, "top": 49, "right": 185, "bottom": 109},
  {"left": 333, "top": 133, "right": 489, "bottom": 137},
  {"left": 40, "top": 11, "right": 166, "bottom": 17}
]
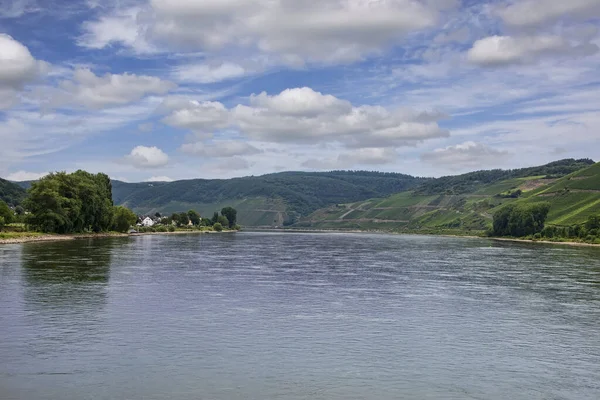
[{"left": 298, "top": 161, "right": 600, "bottom": 233}]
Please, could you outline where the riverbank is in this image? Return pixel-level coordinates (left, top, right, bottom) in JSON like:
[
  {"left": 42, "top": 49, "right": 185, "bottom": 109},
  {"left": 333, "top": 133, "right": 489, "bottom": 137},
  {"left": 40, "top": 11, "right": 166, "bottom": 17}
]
[
  {"left": 250, "top": 227, "right": 600, "bottom": 248},
  {"left": 0, "top": 229, "right": 237, "bottom": 245}
]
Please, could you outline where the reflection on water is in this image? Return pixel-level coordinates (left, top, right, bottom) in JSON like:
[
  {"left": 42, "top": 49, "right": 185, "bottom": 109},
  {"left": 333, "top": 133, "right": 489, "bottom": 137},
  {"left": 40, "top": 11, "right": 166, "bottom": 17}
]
[
  {"left": 21, "top": 238, "right": 116, "bottom": 312},
  {"left": 1, "top": 232, "right": 600, "bottom": 400}
]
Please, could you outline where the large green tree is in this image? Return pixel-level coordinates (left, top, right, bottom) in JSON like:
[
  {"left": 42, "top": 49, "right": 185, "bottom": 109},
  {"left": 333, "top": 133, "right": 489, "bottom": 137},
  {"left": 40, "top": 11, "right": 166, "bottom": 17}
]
[
  {"left": 112, "top": 206, "right": 138, "bottom": 232},
  {"left": 0, "top": 200, "right": 13, "bottom": 225},
  {"left": 493, "top": 202, "right": 551, "bottom": 237},
  {"left": 24, "top": 171, "right": 116, "bottom": 234},
  {"left": 187, "top": 210, "right": 201, "bottom": 226},
  {"left": 220, "top": 207, "right": 237, "bottom": 228}
]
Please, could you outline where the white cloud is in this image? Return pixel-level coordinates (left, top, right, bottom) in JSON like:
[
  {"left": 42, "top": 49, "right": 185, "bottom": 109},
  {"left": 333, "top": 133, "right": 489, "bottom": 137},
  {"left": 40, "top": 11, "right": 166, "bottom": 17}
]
[
  {"left": 5, "top": 170, "right": 48, "bottom": 181},
  {"left": 0, "top": 0, "right": 38, "bottom": 18},
  {"left": 162, "top": 100, "right": 230, "bottom": 134},
  {"left": 123, "top": 145, "right": 169, "bottom": 168},
  {"left": 163, "top": 87, "right": 448, "bottom": 149},
  {"left": 173, "top": 62, "right": 247, "bottom": 84},
  {"left": 0, "top": 34, "right": 48, "bottom": 92},
  {"left": 467, "top": 35, "right": 598, "bottom": 66},
  {"left": 78, "top": 7, "right": 156, "bottom": 53},
  {"left": 180, "top": 140, "right": 262, "bottom": 157},
  {"left": 51, "top": 68, "right": 176, "bottom": 109},
  {"left": 421, "top": 141, "right": 509, "bottom": 169},
  {"left": 303, "top": 147, "right": 398, "bottom": 169},
  {"left": 138, "top": 122, "right": 154, "bottom": 132},
  {"left": 79, "top": 0, "right": 445, "bottom": 64},
  {"left": 146, "top": 175, "right": 173, "bottom": 182},
  {"left": 495, "top": 0, "right": 600, "bottom": 27}
]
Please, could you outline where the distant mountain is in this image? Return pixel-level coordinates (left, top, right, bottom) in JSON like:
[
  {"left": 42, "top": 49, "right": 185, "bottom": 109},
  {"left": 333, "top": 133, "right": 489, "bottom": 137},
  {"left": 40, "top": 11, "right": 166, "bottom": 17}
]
[
  {"left": 298, "top": 159, "right": 599, "bottom": 233},
  {"left": 112, "top": 171, "right": 428, "bottom": 226},
  {"left": 0, "top": 178, "right": 26, "bottom": 206}
]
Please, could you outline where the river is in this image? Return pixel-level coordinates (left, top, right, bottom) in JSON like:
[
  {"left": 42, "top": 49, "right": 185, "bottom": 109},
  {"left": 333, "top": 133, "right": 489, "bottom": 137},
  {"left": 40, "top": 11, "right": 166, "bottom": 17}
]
[{"left": 1, "top": 232, "right": 599, "bottom": 399}]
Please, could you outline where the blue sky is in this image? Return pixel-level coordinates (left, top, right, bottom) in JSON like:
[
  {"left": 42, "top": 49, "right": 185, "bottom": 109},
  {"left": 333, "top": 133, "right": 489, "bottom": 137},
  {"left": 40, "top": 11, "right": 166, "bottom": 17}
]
[{"left": 1, "top": 0, "right": 599, "bottom": 182}]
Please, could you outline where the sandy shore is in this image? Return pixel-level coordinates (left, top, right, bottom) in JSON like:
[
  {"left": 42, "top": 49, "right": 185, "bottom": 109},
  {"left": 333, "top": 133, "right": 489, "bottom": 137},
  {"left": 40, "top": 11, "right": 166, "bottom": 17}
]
[{"left": 0, "top": 230, "right": 236, "bottom": 245}]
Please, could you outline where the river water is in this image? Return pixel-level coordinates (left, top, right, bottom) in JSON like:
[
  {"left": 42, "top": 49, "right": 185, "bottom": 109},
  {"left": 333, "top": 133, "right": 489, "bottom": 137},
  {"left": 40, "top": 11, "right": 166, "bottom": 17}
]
[{"left": 1, "top": 232, "right": 599, "bottom": 399}]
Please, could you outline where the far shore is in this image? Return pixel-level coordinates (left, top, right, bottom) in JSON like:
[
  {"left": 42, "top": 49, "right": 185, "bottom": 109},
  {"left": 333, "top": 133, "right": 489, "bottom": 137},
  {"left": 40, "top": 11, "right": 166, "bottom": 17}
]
[
  {"left": 0, "top": 229, "right": 236, "bottom": 245},
  {"left": 248, "top": 227, "right": 600, "bottom": 248}
]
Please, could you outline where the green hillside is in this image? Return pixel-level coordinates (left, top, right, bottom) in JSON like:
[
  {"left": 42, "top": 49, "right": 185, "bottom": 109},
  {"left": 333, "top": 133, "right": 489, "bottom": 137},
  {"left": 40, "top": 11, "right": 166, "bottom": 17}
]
[
  {"left": 112, "top": 171, "right": 427, "bottom": 226},
  {"left": 297, "top": 159, "right": 599, "bottom": 234},
  {"left": 0, "top": 178, "right": 26, "bottom": 206}
]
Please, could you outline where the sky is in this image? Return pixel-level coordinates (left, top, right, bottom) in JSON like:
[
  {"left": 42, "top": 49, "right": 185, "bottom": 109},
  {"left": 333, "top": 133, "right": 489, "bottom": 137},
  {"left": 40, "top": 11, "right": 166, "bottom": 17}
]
[{"left": 0, "top": 0, "right": 599, "bottom": 183}]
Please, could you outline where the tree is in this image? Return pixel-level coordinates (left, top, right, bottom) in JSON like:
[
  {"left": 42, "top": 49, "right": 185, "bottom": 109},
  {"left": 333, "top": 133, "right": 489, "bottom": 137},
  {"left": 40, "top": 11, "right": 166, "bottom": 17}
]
[
  {"left": 211, "top": 211, "right": 219, "bottom": 224},
  {"left": 154, "top": 212, "right": 162, "bottom": 219},
  {"left": 0, "top": 216, "right": 5, "bottom": 230},
  {"left": 112, "top": 206, "right": 138, "bottom": 232},
  {"left": 492, "top": 202, "right": 550, "bottom": 237},
  {"left": 213, "top": 222, "right": 223, "bottom": 232},
  {"left": 221, "top": 206, "right": 237, "bottom": 228},
  {"left": 14, "top": 205, "right": 24, "bottom": 215},
  {"left": 0, "top": 200, "right": 13, "bottom": 225},
  {"left": 217, "top": 215, "right": 229, "bottom": 228},
  {"left": 187, "top": 210, "right": 201, "bottom": 226},
  {"left": 171, "top": 212, "right": 189, "bottom": 227},
  {"left": 24, "top": 171, "right": 114, "bottom": 234},
  {"left": 586, "top": 216, "right": 600, "bottom": 231}
]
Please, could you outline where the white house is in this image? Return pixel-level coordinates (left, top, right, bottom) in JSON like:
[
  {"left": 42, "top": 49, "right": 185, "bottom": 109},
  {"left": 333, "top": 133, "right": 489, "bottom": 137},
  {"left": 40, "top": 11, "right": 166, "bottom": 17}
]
[{"left": 141, "top": 217, "right": 155, "bottom": 227}]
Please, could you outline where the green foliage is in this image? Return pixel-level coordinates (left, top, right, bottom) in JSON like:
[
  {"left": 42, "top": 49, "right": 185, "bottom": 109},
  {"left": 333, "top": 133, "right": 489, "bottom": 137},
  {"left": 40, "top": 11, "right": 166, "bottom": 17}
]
[
  {"left": 168, "top": 225, "right": 176, "bottom": 232},
  {"left": 24, "top": 171, "right": 115, "bottom": 234},
  {"left": 211, "top": 211, "right": 219, "bottom": 224},
  {"left": 0, "top": 216, "right": 5, "bottom": 230},
  {"left": 112, "top": 206, "right": 137, "bottom": 233},
  {"left": 111, "top": 171, "right": 427, "bottom": 218},
  {"left": 221, "top": 206, "right": 237, "bottom": 228},
  {"left": 213, "top": 222, "right": 223, "bottom": 232},
  {"left": 492, "top": 202, "right": 551, "bottom": 237},
  {"left": 415, "top": 159, "right": 593, "bottom": 196},
  {"left": 187, "top": 210, "right": 201, "bottom": 226},
  {"left": 0, "top": 177, "right": 27, "bottom": 206},
  {"left": 217, "top": 215, "right": 229, "bottom": 228},
  {"left": 171, "top": 212, "right": 189, "bottom": 227},
  {"left": 0, "top": 200, "right": 14, "bottom": 225},
  {"left": 585, "top": 215, "right": 600, "bottom": 231}
]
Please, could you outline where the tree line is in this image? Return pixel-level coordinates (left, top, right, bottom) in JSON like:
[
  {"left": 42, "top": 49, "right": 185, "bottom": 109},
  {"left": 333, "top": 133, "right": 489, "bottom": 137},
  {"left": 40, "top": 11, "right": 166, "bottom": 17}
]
[
  {"left": 492, "top": 201, "right": 600, "bottom": 243},
  {"left": 0, "top": 170, "right": 238, "bottom": 234}
]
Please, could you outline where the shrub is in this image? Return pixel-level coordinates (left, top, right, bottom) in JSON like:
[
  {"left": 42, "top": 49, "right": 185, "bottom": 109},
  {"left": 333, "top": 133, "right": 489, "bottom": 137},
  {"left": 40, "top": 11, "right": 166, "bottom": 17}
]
[
  {"left": 533, "top": 233, "right": 542, "bottom": 239},
  {"left": 155, "top": 225, "right": 167, "bottom": 232},
  {"left": 213, "top": 222, "right": 223, "bottom": 232},
  {"left": 168, "top": 225, "right": 176, "bottom": 232}
]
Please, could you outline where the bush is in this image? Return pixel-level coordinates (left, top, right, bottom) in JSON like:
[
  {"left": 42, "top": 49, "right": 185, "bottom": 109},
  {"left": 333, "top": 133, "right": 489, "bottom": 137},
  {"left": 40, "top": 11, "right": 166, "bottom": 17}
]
[
  {"left": 155, "top": 225, "right": 167, "bottom": 232},
  {"left": 585, "top": 235, "right": 596, "bottom": 243},
  {"left": 533, "top": 233, "right": 542, "bottom": 239},
  {"left": 0, "top": 216, "right": 4, "bottom": 230},
  {"left": 168, "top": 225, "right": 176, "bottom": 232},
  {"left": 213, "top": 223, "right": 223, "bottom": 232}
]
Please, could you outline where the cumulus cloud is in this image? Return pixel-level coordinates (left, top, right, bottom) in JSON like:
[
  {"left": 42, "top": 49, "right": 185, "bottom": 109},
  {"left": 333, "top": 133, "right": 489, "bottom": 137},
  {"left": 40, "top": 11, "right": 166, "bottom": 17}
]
[
  {"left": 421, "top": 141, "right": 509, "bottom": 169},
  {"left": 180, "top": 140, "right": 262, "bottom": 158},
  {"left": 163, "top": 87, "right": 448, "bottom": 150},
  {"left": 495, "top": 0, "right": 600, "bottom": 27},
  {"left": 79, "top": 0, "right": 445, "bottom": 64},
  {"left": 173, "top": 62, "right": 248, "bottom": 84},
  {"left": 5, "top": 170, "right": 48, "bottom": 181},
  {"left": 0, "top": 34, "right": 47, "bottom": 89},
  {"left": 467, "top": 35, "right": 598, "bottom": 66},
  {"left": 124, "top": 145, "right": 169, "bottom": 168},
  {"left": 50, "top": 68, "right": 176, "bottom": 109}
]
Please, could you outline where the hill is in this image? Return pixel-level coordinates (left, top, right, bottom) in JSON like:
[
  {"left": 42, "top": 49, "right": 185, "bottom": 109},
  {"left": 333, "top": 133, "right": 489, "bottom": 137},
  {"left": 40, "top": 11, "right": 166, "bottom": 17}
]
[
  {"left": 0, "top": 178, "right": 27, "bottom": 206},
  {"left": 112, "top": 171, "right": 428, "bottom": 226},
  {"left": 296, "top": 159, "right": 599, "bottom": 233}
]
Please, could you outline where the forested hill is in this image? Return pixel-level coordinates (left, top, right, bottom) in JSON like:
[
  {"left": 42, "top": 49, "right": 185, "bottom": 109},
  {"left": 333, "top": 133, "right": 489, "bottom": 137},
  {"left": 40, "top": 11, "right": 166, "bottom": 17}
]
[
  {"left": 0, "top": 178, "right": 26, "bottom": 206},
  {"left": 414, "top": 158, "right": 594, "bottom": 195},
  {"left": 299, "top": 159, "right": 599, "bottom": 233},
  {"left": 112, "top": 171, "right": 427, "bottom": 225}
]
